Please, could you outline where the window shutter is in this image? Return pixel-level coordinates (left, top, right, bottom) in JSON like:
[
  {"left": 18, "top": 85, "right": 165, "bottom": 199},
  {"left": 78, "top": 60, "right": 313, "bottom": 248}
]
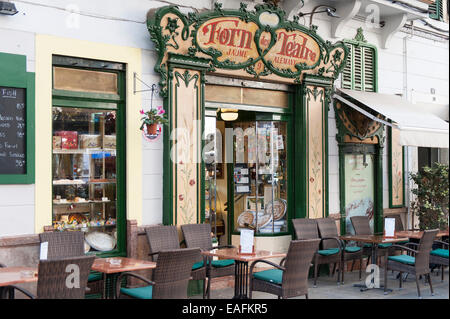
[
  {"left": 353, "top": 46, "right": 363, "bottom": 91},
  {"left": 362, "top": 47, "right": 375, "bottom": 92},
  {"left": 341, "top": 42, "right": 376, "bottom": 92},
  {"left": 429, "top": 0, "right": 443, "bottom": 21},
  {"left": 341, "top": 43, "right": 353, "bottom": 90}
]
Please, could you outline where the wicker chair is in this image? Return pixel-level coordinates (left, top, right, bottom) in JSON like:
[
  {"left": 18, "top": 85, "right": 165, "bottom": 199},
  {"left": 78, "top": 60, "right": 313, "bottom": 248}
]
[
  {"left": 316, "top": 218, "right": 363, "bottom": 284},
  {"left": 383, "top": 229, "right": 439, "bottom": 298},
  {"left": 292, "top": 218, "right": 342, "bottom": 287},
  {"left": 249, "top": 239, "right": 320, "bottom": 299},
  {"left": 39, "top": 231, "right": 103, "bottom": 297},
  {"left": 350, "top": 216, "right": 393, "bottom": 265},
  {"left": 145, "top": 225, "right": 207, "bottom": 298},
  {"left": 116, "top": 248, "right": 201, "bottom": 299},
  {"left": 0, "top": 262, "right": 15, "bottom": 299},
  {"left": 8, "top": 255, "right": 95, "bottom": 299},
  {"left": 181, "top": 223, "right": 235, "bottom": 299},
  {"left": 429, "top": 240, "right": 449, "bottom": 282}
]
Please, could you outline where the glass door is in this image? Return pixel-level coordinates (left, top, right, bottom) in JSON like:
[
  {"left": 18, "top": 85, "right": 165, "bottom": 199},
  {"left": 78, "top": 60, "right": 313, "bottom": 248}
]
[{"left": 232, "top": 117, "right": 289, "bottom": 235}]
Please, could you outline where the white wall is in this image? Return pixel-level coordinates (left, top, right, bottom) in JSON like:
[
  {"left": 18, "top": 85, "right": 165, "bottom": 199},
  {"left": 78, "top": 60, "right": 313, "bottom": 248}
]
[{"left": 0, "top": 0, "right": 448, "bottom": 235}]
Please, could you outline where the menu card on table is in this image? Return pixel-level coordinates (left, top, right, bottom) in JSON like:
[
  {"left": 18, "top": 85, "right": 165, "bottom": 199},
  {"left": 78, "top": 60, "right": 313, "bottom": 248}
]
[
  {"left": 384, "top": 218, "right": 396, "bottom": 238},
  {"left": 240, "top": 229, "right": 254, "bottom": 255}
]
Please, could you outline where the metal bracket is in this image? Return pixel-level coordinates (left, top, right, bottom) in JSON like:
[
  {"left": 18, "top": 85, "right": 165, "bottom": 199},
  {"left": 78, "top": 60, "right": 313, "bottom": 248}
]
[{"left": 133, "top": 72, "right": 159, "bottom": 95}]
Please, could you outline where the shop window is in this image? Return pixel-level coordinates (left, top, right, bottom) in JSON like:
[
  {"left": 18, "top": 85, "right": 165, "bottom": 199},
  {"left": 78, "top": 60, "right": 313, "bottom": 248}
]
[
  {"left": 51, "top": 56, "right": 125, "bottom": 256},
  {"left": 429, "top": 0, "right": 444, "bottom": 21},
  {"left": 342, "top": 42, "right": 377, "bottom": 93},
  {"left": 418, "top": 147, "right": 440, "bottom": 171}
]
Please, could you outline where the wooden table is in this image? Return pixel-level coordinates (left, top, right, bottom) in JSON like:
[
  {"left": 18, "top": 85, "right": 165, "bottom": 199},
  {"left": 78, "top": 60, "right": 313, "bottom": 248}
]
[
  {"left": 0, "top": 267, "right": 38, "bottom": 299},
  {"left": 0, "top": 267, "right": 38, "bottom": 287},
  {"left": 396, "top": 230, "right": 449, "bottom": 240},
  {"left": 340, "top": 235, "right": 409, "bottom": 293},
  {"left": 91, "top": 257, "right": 156, "bottom": 299},
  {"left": 202, "top": 248, "right": 286, "bottom": 299}
]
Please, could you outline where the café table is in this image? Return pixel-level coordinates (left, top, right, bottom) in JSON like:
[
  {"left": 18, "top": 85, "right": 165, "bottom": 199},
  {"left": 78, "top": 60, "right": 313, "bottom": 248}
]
[
  {"left": 339, "top": 235, "right": 409, "bottom": 293},
  {"left": 396, "top": 230, "right": 449, "bottom": 240},
  {"left": 91, "top": 257, "right": 156, "bottom": 299},
  {"left": 201, "top": 248, "right": 286, "bottom": 299},
  {"left": 0, "top": 266, "right": 38, "bottom": 299}
]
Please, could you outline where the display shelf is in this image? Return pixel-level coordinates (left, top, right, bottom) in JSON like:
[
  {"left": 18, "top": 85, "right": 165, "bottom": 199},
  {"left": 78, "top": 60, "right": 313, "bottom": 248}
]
[
  {"left": 52, "top": 199, "right": 114, "bottom": 206},
  {"left": 52, "top": 179, "right": 116, "bottom": 185},
  {"left": 53, "top": 148, "right": 116, "bottom": 155}
]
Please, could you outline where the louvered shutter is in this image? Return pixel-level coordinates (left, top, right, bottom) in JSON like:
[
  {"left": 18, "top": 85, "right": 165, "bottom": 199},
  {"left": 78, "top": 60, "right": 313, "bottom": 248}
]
[
  {"left": 429, "top": 0, "right": 443, "bottom": 21},
  {"left": 353, "top": 46, "right": 363, "bottom": 91},
  {"left": 362, "top": 47, "right": 375, "bottom": 92},
  {"left": 341, "top": 43, "right": 353, "bottom": 89}
]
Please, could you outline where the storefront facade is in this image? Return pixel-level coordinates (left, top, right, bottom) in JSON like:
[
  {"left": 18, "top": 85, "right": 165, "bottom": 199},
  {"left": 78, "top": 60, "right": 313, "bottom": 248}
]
[{"left": 1, "top": 0, "right": 448, "bottom": 274}]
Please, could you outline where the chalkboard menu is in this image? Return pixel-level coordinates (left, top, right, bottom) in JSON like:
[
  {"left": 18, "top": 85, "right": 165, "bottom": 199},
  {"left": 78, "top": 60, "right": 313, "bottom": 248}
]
[{"left": 0, "top": 86, "right": 26, "bottom": 175}]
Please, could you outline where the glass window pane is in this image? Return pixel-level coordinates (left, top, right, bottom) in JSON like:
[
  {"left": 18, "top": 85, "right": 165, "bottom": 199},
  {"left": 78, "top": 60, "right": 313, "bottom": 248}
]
[{"left": 52, "top": 107, "right": 118, "bottom": 253}]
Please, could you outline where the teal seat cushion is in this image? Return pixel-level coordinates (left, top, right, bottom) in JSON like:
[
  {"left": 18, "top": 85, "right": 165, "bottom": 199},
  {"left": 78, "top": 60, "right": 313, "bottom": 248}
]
[
  {"left": 192, "top": 261, "right": 204, "bottom": 270},
  {"left": 192, "top": 259, "right": 235, "bottom": 270},
  {"left": 388, "top": 255, "right": 415, "bottom": 265},
  {"left": 88, "top": 272, "right": 102, "bottom": 282},
  {"left": 253, "top": 269, "right": 283, "bottom": 285},
  {"left": 431, "top": 249, "right": 449, "bottom": 259},
  {"left": 120, "top": 285, "right": 153, "bottom": 299},
  {"left": 318, "top": 248, "right": 340, "bottom": 256},
  {"left": 211, "top": 259, "right": 235, "bottom": 268},
  {"left": 345, "top": 246, "right": 361, "bottom": 253},
  {"left": 397, "top": 240, "right": 409, "bottom": 244}
]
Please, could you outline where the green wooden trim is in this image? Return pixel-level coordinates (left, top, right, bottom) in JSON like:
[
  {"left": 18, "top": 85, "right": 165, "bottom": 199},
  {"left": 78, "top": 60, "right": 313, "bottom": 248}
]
[
  {"left": 294, "top": 85, "right": 308, "bottom": 220},
  {"left": 338, "top": 143, "right": 383, "bottom": 235},
  {"left": 52, "top": 89, "right": 121, "bottom": 102},
  {"left": 0, "top": 52, "right": 35, "bottom": 184},
  {"left": 52, "top": 98, "right": 118, "bottom": 110},
  {"left": 388, "top": 126, "right": 405, "bottom": 208}
]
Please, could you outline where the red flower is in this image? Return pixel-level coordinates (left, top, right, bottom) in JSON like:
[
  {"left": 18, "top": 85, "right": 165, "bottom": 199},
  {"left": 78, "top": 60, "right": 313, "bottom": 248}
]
[
  {"left": 318, "top": 189, "right": 322, "bottom": 195},
  {"left": 310, "top": 177, "right": 315, "bottom": 183},
  {"left": 179, "top": 195, "right": 184, "bottom": 201},
  {"left": 189, "top": 179, "right": 196, "bottom": 186},
  {"left": 179, "top": 160, "right": 184, "bottom": 165},
  {"left": 318, "top": 161, "right": 321, "bottom": 166}
]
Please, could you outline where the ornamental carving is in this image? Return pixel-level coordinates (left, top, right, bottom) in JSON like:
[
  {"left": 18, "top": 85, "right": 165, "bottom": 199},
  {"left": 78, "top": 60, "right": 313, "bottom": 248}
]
[{"left": 147, "top": 3, "right": 348, "bottom": 96}]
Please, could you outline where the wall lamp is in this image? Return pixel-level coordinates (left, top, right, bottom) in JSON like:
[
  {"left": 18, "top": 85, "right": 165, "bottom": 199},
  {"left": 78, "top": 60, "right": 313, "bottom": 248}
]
[
  {"left": 298, "top": 5, "right": 339, "bottom": 28},
  {"left": 0, "top": 1, "right": 18, "bottom": 15}
]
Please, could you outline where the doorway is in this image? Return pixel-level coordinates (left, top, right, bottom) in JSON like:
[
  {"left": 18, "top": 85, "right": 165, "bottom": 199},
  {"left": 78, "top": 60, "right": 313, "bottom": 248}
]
[{"left": 203, "top": 108, "right": 292, "bottom": 245}]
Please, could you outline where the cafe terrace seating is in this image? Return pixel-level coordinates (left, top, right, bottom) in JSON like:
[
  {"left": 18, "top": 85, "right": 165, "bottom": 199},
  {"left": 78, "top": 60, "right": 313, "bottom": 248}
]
[
  {"left": 6, "top": 255, "right": 95, "bottom": 299},
  {"left": 145, "top": 225, "right": 207, "bottom": 298},
  {"left": 430, "top": 240, "right": 449, "bottom": 281},
  {"left": 181, "top": 223, "right": 235, "bottom": 299},
  {"left": 249, "top": 239, "right": 320, "bottom": 299},
  {"left": 383, "top": 229, "right": 438, "bottom": 298},
  {"left": 39, "top": 231, "right": 103, "bottom": 297},
  {"left": 350, "top": 216, "right": 394, "bottom": 264},
  {"left": 116, "top": 248, "right": 201, "bottom": 299},
  {"left": 316, "top": 218, "right": 363, "bottom": 284},
  {"left": 292, "top": 218, "right": 342, "bottom": 287}
]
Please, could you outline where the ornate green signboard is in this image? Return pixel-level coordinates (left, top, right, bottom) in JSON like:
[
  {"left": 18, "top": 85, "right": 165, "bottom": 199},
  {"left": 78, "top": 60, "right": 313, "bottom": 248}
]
[{"left": 147, "top": 2, "right": 348, "bottom": 96}]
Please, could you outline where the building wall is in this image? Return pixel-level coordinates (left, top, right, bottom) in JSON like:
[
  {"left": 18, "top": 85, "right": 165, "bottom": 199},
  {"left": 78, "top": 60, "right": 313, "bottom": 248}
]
[{"left": 0, "top": 0, "right": 448, "bottom": 237}]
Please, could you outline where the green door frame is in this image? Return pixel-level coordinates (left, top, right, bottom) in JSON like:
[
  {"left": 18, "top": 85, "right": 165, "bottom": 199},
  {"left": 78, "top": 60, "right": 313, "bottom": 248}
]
[{"left": 338, "top": 143, "right": 384, "bottom": 235}]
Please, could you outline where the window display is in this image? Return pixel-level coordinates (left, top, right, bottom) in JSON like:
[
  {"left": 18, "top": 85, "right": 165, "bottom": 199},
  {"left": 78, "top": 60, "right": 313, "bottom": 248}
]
[
  {"left": 233, "top": 121, "right": 288, "bottom": 235},
  {"left": 52, "top": 107, "right": 118, "bottom": 252}
]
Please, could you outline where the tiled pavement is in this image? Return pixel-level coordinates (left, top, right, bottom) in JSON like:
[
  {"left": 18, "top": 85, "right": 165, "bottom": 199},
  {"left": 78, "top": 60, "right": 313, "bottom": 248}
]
[{"left": 191, "top": 267, "right": 449, "bottom": 299}]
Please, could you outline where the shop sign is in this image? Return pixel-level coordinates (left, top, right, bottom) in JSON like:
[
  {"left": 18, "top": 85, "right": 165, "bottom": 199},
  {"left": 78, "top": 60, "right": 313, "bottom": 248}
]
[{"left": 148, "top": 2, "right": 348, "bottom": 96}]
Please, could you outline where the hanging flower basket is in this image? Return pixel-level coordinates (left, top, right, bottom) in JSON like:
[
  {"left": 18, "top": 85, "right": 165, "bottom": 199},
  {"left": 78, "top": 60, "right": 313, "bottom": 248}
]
[{"left": 140, "top": 106, "right": 168, "bottom": 132}]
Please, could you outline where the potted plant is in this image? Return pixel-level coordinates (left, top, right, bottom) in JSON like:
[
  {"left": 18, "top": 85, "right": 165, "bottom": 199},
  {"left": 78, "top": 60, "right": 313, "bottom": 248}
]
[
  {"left": 140, "top": 106, "right": 168, "bottom": 135},
  {"left": 409, "top": 163, "right": 449, "bottom": 231}
]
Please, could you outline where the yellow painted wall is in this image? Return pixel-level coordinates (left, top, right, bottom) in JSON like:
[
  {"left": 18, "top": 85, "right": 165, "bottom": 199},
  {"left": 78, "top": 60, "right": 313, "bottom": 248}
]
[{"left": 35, "top": 34, "right": 142, "bottom": 233}]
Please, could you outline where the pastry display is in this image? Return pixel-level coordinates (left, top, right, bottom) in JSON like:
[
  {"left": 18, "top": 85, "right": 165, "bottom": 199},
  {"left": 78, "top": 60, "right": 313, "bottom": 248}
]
[{"left": 265, "top": 199, "right": 287, "bottom": 221}]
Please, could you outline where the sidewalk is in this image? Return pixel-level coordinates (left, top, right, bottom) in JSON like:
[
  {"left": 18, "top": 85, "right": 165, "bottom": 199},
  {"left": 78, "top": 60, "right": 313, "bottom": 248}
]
[{"left": 192, "top": 268, "right": 449, "bottom": 299}]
